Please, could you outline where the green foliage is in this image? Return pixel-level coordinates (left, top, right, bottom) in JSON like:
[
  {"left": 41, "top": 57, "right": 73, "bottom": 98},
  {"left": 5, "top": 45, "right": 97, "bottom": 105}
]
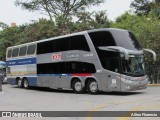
[
  {"left": 74, "top": 11, "right": 110, "bottom": 31},
  {"left": 17, "top": 19, "right": 57, "bottom": 44},
  {"left": 130, "top": 0, "right": 153, "bottom": 16},
  {"left": 131, "top": 0, "right": 160, "bottom": 18},
  {"left": 0, "top": 25, "right": 25, "bottom": 60},
  {"left": 151, "top": 0, "right": 160, "bottom": 18},
  {"left": 0, "top": 22, "right": 9, "bottom": 30}
]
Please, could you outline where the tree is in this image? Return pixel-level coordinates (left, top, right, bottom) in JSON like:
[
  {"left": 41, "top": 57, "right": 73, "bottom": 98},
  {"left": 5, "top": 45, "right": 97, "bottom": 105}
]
[
  {"left": 15, "top": 0, "right": 105, "bottom": 22},
  {"left": 151, "top": 0, "right": 160, "bottom": 18},
  {"left": 74, "top": 10, "right": 110, "bottom": 31},
  {"left": 0, "top": 25, "right": 25, "bottom": 60},
  {"left": 17, "top": 19, "right": 57, "bottom": 44},
  {"left": 0, "top": 22, "right": 8, "bottom": 30},
  {"left": 130, "top": 0, "right": 153, "bottom": 16}
]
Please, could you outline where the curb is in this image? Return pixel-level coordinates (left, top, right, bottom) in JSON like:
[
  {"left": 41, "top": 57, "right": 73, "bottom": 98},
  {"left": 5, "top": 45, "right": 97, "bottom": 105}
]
[{"left": 147, "top": 84, "right": 160, "bottom": 86}]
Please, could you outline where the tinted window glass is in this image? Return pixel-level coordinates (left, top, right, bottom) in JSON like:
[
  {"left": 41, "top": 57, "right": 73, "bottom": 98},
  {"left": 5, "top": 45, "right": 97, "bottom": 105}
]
[
  {"left": 89, "top": 31, "right": 116, "bottom": 48},
  {"left": 27, "top": 44, "right": 36, "bottom": 55},
  {"left": 59, "top": 62, "right": 66, "bottom": 73},
  {"left": 37, "top": 62, "right": 96, "bottom": 74},
  {"left": 19, "top": 46, "right": 27, "bottom": 56},
  {"left": 55, "top": 38, "right": 69, "bottom": 52},
  {"left": 7, "top": 49, "right": 12, "bottom": 58},
  {"left": 37, "top": 63, "right": 59, "bottom": 74},
  {"left": 65, "top": 62, "right": 96, "bottom": 73},
  {"left": 37, "top": 40, "right": 55, "bottom": 54},
  {"left": 112, "top": 30, "right": 142, "bottom": 50},
  {"left": 97, "top": 50, "right": 121, "bottom": 73},
  {"left": 70, "top": 35, "right": 90, "bottom": 51},
  {"left": 12, "top": 48, "right": 19, "bottom": 57},
  {"left": 37, "top": 35, "right": 90, "bottom": 54}
]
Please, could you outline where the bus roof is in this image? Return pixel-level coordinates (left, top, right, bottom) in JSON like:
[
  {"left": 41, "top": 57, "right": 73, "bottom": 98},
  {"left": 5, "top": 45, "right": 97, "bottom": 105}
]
[{"left": 7, "top": 28, "right": 127, "bottom": 49}]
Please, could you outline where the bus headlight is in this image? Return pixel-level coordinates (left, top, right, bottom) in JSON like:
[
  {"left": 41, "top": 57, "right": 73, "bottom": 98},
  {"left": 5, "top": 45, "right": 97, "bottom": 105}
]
[
  {"left": 121, "top": 78, "right": 132, "bottom": 83},
  {"left": 121, "top": 78, "right": 125, "bottom": 81},
  {"left": 125, "top": 85, "right": 131, "bottom": 89}
]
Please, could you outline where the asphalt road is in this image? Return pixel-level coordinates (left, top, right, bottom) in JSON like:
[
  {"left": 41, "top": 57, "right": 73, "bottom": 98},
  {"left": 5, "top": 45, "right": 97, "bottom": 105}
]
[{"left": 0, "top": 84, "right": 160, "bottom": 120}]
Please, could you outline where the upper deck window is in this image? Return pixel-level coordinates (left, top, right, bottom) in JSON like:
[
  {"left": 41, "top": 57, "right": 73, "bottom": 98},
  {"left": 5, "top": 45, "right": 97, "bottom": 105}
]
[
  {"left": 112, "top": 30, "right": 142, "bottom": 50},
  {"left": 89, "top": 31, "right": 116, "bottom": 48},
  {"left": 7, "top": 49, "right": 12, "bottom": 58},
  {"left": 27, "top": 44, "right": 36, "bottom": 55},
  {"left": 19, "top": 46, "right": 27, "bottom": 56},
  {"left": 69, "top": 35, "right": 90, "bottom": 51},
  {"left": 37, "top": 35, "right": 90, "bottom": 54},
  {"left": 12, "top": 48, "right": 19, "bottom": 57}
]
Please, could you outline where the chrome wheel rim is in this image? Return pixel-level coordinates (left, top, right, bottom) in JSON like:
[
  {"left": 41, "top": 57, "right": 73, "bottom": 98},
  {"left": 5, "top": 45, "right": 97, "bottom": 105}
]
[
  {"left": 24, "top": 80, "right": 28, "bottom": 88},
  {"left": 89, "top": 81, "right": 98, "bottom": 92},
  {"left": 75, "top": 81, "right": 83, "bottom": 91},
  {"left": 18, "top": 79, "right": 22, "bottom": 87}
]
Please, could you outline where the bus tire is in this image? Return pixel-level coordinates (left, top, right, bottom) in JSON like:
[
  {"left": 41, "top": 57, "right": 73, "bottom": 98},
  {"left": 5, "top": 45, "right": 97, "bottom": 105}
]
[
  {"left": 17, "top": 78, "right": 23, "bottom": 88},
  {"left": 72, "top": 79, "right": 85, "bottom": 94},
  {"left": 23, "top": 78, "right": 29, "bottom": 89},
  {"left": 87, "top": 79, "right": 99, "bottom": 94}
]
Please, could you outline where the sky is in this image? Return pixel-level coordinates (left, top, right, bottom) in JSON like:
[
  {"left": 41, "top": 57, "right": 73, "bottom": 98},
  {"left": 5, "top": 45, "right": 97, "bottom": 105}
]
[{"left": 0, "top": 0, "right": 133, "bottom": 26}]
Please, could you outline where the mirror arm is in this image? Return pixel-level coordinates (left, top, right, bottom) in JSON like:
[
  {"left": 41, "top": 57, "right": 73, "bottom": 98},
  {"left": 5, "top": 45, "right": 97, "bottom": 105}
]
[
  {"left": 99, "top": 46, "right": 129, "bottom": 60},
  {"left": 143, "top": 49, "right": 156, "bottom": 61}
]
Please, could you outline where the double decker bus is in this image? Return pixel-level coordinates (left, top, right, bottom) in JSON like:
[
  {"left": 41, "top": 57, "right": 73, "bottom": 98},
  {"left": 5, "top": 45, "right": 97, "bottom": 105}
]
[{"left": 6, "top": 28, "right": 156, "bottom": 94}]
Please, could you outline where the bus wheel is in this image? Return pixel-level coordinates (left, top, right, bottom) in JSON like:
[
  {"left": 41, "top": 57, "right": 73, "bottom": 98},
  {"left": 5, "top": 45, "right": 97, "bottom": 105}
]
[
  {"left": 17, "top": 78, "right": 23, "bottom": 88},
  {"left": 87, "top": 79, "right": 99, "bottom": 94},
  {"left": 72, "top": 79, "right": 85, "bottom": 94},
  {"left": 23, "top": 78, "right": 29, "bottom": 89}
]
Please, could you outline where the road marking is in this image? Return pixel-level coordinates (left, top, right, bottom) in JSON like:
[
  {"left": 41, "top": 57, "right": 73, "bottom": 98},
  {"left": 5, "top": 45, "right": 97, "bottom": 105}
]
[
  {"left": 86, "top": 96, "right": 160, "bottom": 120},
  {"left": 86, "top": 100, "right": 135, "bottom": 120},
  {"left": 87, "top": 104, "right": 108, "bottom": 120}
]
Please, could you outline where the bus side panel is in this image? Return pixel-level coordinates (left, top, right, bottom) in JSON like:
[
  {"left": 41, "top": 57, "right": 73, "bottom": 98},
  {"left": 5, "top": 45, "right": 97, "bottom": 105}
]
[
  {"left": 7, "top": 77, "right": 37, "bottom": 87},
  {"left": 27, "top": 77, "right": 37, "bottom": 87},
  {"left": 37, "top": 75, "right": 72, "bottom": 89},
  {"left": 7, "top": 78, "right": 17, "bottom": 85},
  {"left": 6, "top": 57, "right": 37, "bottom": 86}
]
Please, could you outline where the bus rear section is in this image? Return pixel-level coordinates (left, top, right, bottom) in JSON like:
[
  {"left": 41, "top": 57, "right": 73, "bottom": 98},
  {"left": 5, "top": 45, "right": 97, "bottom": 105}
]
[{"left": 6, "top": 44, "right": 37, "bottom": 88}]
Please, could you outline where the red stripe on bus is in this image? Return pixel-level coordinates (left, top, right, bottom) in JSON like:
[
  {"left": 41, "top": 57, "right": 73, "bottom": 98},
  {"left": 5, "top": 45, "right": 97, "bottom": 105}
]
[{"left": 71, "top": 73, "right": 92, "bottom": 76}]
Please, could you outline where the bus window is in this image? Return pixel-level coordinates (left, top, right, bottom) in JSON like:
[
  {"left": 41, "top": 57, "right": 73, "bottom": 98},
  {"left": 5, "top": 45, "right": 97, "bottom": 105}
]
[
  {"left": 37, "top": 40, "right": 55, "bottom": 54},
  {"left": 27, "top": 44, "right": 36, "bottom": 55},
  {"left": 89, "top": 31, "right": 116, "bottom": 47},
  {"left": 7, "top": 49, "right": 12, "bottom": 58},
  {"left": 55, "top": 38, "right": 69, "bottom": 52},
  {"left": 70, "top": 35, "right": 90, "bottom": 51},
  {"left": 81, "top": 62, "right": 96, "bottom": 73},
  {"left": 59, "top": 62, "right": 66, "bottom": 73},
  {"left": 37, "top": 63, "right": 59, "bottom": 74},
  {"left": 65, "top": 62, "right": 96, "bottom": 73},
  {"left": 98, "top": 50, "right": 120, "bottom": 73},
  {"left": 19, "top": 46, "right": 27, "bottom": 56},
  {"left": 12, "top": 48, "right": 19, "bottom": 57}
]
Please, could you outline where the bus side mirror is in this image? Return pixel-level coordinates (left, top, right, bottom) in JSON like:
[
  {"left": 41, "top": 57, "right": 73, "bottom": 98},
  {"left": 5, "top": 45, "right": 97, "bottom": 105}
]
[{"left": 143, "top": 49, "right": 156, "bottom": 61}]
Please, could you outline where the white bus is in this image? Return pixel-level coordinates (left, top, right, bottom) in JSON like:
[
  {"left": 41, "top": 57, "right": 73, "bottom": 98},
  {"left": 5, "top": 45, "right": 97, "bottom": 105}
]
[{"left": 6, "top": 28, "right": 156, "bottom": 94}]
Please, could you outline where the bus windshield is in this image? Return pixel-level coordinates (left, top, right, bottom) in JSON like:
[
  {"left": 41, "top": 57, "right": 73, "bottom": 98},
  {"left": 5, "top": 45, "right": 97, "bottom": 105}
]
[{"left": 121, "top": 55, "right": 145, "bottom": 77}]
